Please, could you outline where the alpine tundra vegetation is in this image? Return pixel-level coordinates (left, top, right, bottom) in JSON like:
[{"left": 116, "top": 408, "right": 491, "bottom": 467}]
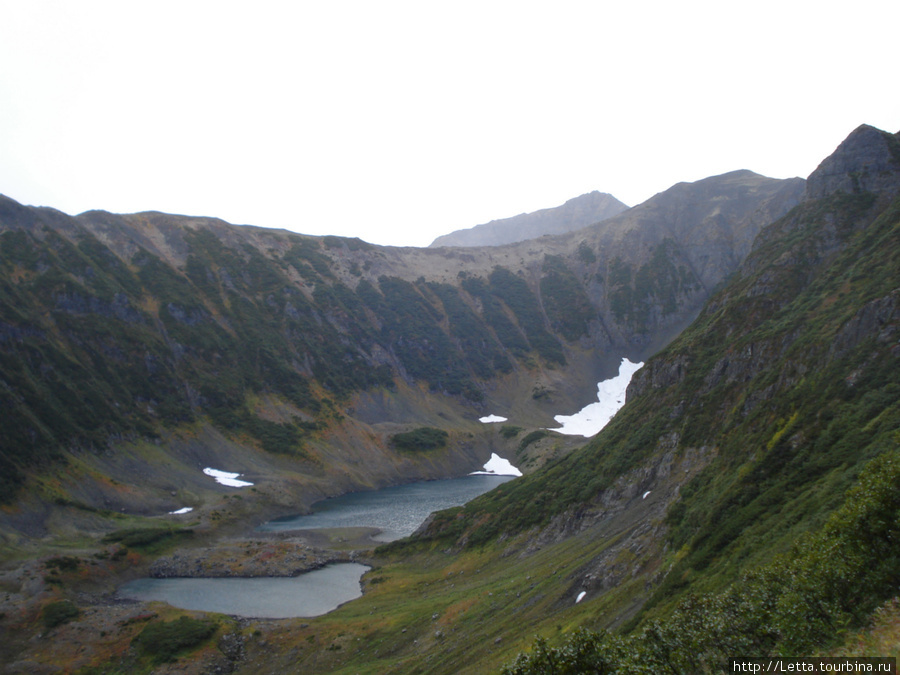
[{"left": 0, "top": 124, "right": 898, "bottom": 673}]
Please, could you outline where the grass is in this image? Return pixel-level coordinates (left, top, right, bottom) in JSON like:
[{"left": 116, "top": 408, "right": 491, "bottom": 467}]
[
  {"left": 833, "top": 598, "right": 900, "bottom": 658},
  {"left": 243, "top": 506, "right": 663, "bottom": 675}
]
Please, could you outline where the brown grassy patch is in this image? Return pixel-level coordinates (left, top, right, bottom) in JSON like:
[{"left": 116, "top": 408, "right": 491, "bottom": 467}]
[{"left": 832, "top": 597, "right": 900, "bottom": 657}]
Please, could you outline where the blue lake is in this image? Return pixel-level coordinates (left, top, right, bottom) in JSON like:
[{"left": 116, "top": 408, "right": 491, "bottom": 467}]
[
  {"left": 257, "top": 474, "right": 515, "bottom": 541},
  {"left": 118, "top": 563, "right": 370, "bottom": 618}
]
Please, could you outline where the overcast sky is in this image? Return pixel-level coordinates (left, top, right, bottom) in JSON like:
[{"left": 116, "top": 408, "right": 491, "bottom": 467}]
[{"left": 1, "top": 1, "right": 897, "bottom": 247}]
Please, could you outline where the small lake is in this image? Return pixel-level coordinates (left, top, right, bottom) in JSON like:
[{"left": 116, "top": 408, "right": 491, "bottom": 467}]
[
  {"left": 119, "top": 474, "right": 515, "bottom": 618},
  {"left": 118, "top": 563, "right": 370, "bottom": 618},
  {"left": 258, "top": 474, "right": 515, "bottom": 541}
]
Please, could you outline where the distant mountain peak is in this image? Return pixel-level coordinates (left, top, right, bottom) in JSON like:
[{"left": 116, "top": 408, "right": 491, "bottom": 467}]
[
  {"left": 429, "top": 191, "right": 628, "bottom": 248},
  {"left": 806, "top": 124, "right": 900, "bottom": 200}
]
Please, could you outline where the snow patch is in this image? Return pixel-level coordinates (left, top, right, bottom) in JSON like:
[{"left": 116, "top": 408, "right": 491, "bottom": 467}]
[
  {"left": 479, "top": 414, "right": 508, "bottom": 423},
  {"left": 576, "top": 591, "right": 586, "bottom": 603},
  {"left": 203, "top": 467, "right": 254, "bottom": 487},
  {"left": 469, "top": 452, "right": 523, "bottom": 477},
  {"left": 548, "top": 358, "right": 644, "bottom": 437},
  {"left": 169, "top": 507, "right": 194, "bottom": 515},
  {"left": 642, "top": 491, "right": 651, "bottom": 500}
]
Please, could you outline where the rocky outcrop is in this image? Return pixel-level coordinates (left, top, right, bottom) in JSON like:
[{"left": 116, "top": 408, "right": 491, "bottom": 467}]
[
  {"left": 828, "top": 290, "right": 900, "bottom": 361},
  {"left": 805, "top": 124, "right": 900, "bottom": 200},
  {"left": 602, "top": 170, "right": 806, "bottom": 290},
  {"left": 429, "top": 191, "right": 628, "bottom": 247},
  {"left": 148, "top": 538, "right": 361, "bottom": 578}
]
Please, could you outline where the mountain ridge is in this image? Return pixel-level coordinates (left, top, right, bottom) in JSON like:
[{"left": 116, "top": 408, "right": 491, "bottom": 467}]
[
  {"left": 429, "top": 190, "right": 629, "bottom": 248},
  {"left": 806, "top": 123, "right": 900, "bottom": 200}
]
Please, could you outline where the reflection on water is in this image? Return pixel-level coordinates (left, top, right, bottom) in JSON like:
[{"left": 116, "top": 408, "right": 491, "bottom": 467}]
[
  {"left": 258, "top": 474, "right": 515, "bottom": 541},
  {"left": 118, "top": 563, "right": 370, "bottom": 618}
]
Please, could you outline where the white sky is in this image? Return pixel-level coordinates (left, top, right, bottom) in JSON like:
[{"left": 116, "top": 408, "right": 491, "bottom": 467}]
[{"left": 1, "top": 1, "right": 897, "bottom": 247}]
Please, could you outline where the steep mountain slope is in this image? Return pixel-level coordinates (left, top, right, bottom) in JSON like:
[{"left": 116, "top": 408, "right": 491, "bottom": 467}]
[
  {"left": 0, "top": 169, "right": 802, "bottom": 529},
  {"left": 429, "top": 191, "right": 629, "bottom": 247},
  {"left": 383, "top": 124, "right": 900, "bottom": 671}
]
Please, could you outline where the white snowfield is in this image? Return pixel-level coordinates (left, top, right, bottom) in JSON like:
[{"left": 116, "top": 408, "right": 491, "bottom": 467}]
[
  {"left": 469, "top": 452, "right": 523, "bottom": 477},
  {"left": 203, "top": 467, "right": 254, "bottom": 487},
  {"left": 548, "top": 358, "right": 644, "bottom": 437},
  {"left": 169, "top": 507, "right": 194, "bottom": 515},
  {"left": 478, "top": 414, "right": 508, "bottom": 423}
]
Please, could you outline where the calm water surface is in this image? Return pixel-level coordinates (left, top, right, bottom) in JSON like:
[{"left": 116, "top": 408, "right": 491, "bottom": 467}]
[
  {"left": 119, "top": 475, "right": 514, "bottom": 618},
  {"left": 118, "top": 563, "right": 370, "bottom": 618},
  {"left": 257, "top": 474, "right": 514, "bottom": 541}
]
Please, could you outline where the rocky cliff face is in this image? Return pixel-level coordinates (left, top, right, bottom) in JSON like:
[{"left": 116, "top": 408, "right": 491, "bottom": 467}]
[
  {"left": 805, "top": 124, "right": 900, "bottom": 200},
  {"left": 575, "top": 170, "right": 806, "bottom": 291},
  {"left": 429, "top": 190, "right": 628, "bottom": 247}
]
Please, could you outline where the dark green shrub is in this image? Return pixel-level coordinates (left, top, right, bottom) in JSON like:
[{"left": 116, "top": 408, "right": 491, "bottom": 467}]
[
  {"left": 500, "top": 425, "right": 523, "bottom": 439},
  {"left": 490, "top": 267, "right": 565, "bottom": 365},
  {"left": 45, "top": 556, "right": 80, "bottom": 572},
  {"left": 42, "top": 600, "right": 79, "bottom": 629},
  {"left": 518, "top": 430, "right": 549, "bottom": 452},
  {"left": 133, "top": 616, "right": 217, "bottom": 663},
  {"left": 461, "top": 276, "right": 531, "bottom": 358},
  {"left": 101, "top": 527, "right": 193, "bottom": 552},
  {"left": 540, "top": 255, "right": 595, "bottom": 341},
  {"left": 243, "top": 415, "right": 305, "bottom": 455},
  {"left": 323, "top": 235, "right": 372, "bottom": 251},
  {"left": 427, "top": 282, "right": 512, "bottom": 378},
  {"left": 577, "top": 241, "right": 597, "bottom": 264},
  {"left": 391, "top": 427, "right": 448, "bottom": 452},
  {"left": 375, "top": 277, "right": 474, "bottom": 395}
]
